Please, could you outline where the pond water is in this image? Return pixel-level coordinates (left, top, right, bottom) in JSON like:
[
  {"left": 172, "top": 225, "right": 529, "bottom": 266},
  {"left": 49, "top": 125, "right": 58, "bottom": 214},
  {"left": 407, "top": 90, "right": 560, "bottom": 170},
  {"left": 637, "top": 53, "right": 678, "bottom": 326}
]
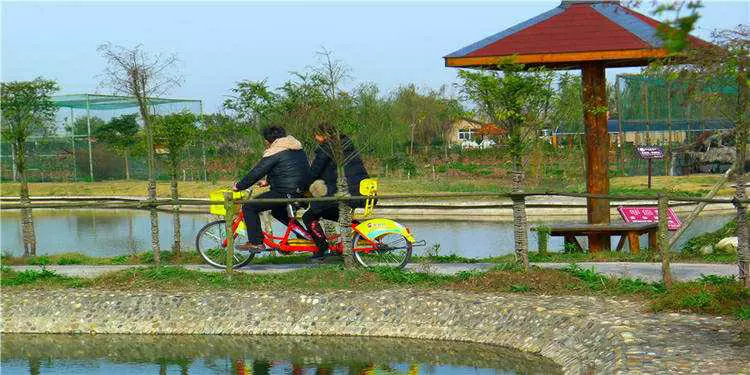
[
  {"left": 0, "top": 334, "right": 562, "bottom": 374},
  {"left": 0, "top": 209, "right": 733, "bottom": 258}
]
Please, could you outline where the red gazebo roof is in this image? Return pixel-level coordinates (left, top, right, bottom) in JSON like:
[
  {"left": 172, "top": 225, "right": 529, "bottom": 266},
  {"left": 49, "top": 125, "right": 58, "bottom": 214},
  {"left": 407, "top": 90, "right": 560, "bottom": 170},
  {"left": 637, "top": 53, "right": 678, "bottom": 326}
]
[{"left": 444, "top": 0, "right": 707, "bottom": 69}]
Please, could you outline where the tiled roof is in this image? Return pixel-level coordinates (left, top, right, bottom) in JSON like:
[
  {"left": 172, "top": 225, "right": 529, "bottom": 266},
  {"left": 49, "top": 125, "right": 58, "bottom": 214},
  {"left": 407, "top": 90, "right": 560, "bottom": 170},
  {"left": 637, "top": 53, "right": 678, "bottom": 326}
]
[{"left": 445, "top": 1, "right": 707, "bottom": 67}]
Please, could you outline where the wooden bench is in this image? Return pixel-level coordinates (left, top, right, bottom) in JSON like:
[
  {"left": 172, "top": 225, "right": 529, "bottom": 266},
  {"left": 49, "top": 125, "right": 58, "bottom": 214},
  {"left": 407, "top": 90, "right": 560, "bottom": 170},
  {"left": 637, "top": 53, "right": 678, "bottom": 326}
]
[{"left": 533, "top": 223, "right": 659, "bottom": 254}]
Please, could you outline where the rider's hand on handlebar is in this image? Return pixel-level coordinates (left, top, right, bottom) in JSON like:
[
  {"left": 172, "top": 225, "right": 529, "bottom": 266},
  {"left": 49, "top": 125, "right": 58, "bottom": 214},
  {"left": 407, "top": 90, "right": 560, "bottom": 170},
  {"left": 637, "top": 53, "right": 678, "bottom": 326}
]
[
  {"left": 231, "top": 182, "right": 239, "bottom": 192},
  {"left": 258, "top": 179, "right": 269, "bottom": 188}
]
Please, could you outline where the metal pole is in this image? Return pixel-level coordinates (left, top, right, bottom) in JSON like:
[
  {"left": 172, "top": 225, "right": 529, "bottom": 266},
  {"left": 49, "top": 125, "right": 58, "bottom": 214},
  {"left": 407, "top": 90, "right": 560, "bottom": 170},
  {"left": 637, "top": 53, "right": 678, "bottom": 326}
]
[
  {"left": 86, "top": 96, "right": 94, "bottom": 182},
  {"left": 648, "top": 159, "right": 653, "bottom": 189},
  {"left": 666, "top": 80, "right": 673, "bottom": 176},
  {"left": 70, "top": 108, "right": 77, "bottom": 181},
  {"left": 200, "top": 100, "right": 207, "bottom": 182},
  {"left": 10, "top": 143, "right": 17, "bottom": 181},
  {"left": 615, "top": 75, "right": 625, "bottom": 176},
  {"left": 643, "top": 82, "right": 651, "bottom": 145}
]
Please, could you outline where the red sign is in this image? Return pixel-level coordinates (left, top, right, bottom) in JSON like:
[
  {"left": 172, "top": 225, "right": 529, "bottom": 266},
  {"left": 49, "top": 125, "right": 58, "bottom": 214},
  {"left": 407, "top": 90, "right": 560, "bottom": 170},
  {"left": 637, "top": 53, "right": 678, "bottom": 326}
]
[
  {"left": 636, "top": 146, "right": 664, "bottom": 159},
  {"left": 618, "top": 206, "right": 681, "bottom": 231}
]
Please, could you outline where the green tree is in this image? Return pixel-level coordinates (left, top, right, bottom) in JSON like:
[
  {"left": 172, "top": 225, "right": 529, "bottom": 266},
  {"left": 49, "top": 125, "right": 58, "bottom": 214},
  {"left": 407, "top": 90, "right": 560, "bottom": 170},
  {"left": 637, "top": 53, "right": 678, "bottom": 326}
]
[
  {"left": 223, "top": 79, "right": 278, "bottom": 129},
  {"left": 671, "top": 26, "right": 749, "bottom": 286},
  {"left": 153, "top": 111, "right": 199, "bottom": 255},
  {"left": 458, "top": 64, "right": 554, "bottom": 270},
  {"left": 94, "top": 114, "right": 140, "bottom": 180},
  {"left": 551, "top": 73, "right": 583, "bottom": 132},
  {"left": 64, "top": 116, "right": 105, "bottom": 137},
  {"left": 0, "top": 78, "right": 59, "bottom": 256},
  {"left": 201, "top": 113, "right": 264, "bottom": 176}
]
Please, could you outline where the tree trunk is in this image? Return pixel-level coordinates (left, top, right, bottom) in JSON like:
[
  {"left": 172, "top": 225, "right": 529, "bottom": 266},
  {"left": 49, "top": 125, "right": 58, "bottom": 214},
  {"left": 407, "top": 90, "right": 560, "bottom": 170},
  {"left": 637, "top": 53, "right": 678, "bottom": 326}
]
[
  {"left": 171, "top": 169, "right": 181, "bottom": 256},
  {"left": 137, "top": 97, "right": 160, "bottom": 264},
  {"left": 511, "top": 153, "right": 529, "bottom": 271},
  {"left": 409, "top": 125, "right": 415, "bottom": 156},
  {"left": 336, "top": 166, "right": 355, "bottom": 268},
  {"left": 16, "top": 141, "right": 36, "bottom": 256},
  {"left": 148, "top": 179, "right": 160, "bottom": 265},
  {"left": 658, "top": 194, "right": 673, "bottom": 288},
  {"left": 735, "top": 57, "right": 749, "bottom": 287},
  {"left": 124, "top": 150, "right": 130, "bottom": 180}
]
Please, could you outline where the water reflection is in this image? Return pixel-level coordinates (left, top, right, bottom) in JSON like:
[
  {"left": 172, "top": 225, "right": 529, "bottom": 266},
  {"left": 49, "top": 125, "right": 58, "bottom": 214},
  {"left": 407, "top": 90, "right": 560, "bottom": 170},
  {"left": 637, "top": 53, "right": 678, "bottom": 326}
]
[
  {"left": 0, "top": 209, "right": 733, "bottom": 258},
  {"left": 0, "top": 334, "right": 562, "bottom": 374}
]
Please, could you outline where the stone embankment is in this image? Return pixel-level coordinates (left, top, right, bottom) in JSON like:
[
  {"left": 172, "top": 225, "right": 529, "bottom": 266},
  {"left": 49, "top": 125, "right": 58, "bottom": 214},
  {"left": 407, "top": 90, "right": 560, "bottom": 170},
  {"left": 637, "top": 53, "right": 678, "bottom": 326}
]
[{"left": 3, "top": 289, "right": 747, "bottom": 374}]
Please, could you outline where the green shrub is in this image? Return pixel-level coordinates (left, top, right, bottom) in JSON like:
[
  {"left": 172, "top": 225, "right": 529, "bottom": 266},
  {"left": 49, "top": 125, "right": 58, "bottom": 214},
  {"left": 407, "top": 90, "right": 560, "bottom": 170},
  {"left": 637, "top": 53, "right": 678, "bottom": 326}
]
[
  {"left": 736, "top": 306, "right": 750, "bottom": 320},
  {"left": 510, "top": 284, "right": 530, "bottom": 292},
  {"left": 1, "top": 269, "right": 59, "bottom": 286},
  {"left": 561, "top": 264, "right": 606, "bottom": 290},
  {"left": 699, "top": 274, "right": 736, "bottom": 286},
  {"left": 110, "top": 255, "right": 130, "bottom": 264},
  {"left": 492, "top": 262, "right": 524, "bottom": 272},
  {"left": 681, "top": 290, "right": 714, "bottom": 309},
  {"left": 139, "top": 252, "right": 154, "bottom": 264},
  {"left": 29, "top": 256, "right": 51, "bottom": 266},
  {"left": 57, "top": 256, "right": 84, "bottom": 265},
  {"left": 617, "top": 278, "right": 665, "bottom": 295}
]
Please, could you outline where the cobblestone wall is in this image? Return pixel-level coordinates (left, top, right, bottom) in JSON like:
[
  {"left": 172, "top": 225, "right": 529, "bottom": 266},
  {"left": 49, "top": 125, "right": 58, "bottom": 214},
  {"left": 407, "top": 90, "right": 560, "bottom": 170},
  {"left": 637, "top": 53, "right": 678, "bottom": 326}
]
[{"left": 2, "top": 289, "right": 747, "bottom": 374}]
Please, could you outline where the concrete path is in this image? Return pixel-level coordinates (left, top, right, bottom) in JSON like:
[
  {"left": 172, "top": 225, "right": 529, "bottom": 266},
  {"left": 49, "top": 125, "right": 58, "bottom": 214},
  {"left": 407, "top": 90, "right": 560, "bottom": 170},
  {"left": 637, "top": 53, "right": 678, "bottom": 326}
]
[{"left": 8, "top": 262, "right": 738, "bottom": 282}]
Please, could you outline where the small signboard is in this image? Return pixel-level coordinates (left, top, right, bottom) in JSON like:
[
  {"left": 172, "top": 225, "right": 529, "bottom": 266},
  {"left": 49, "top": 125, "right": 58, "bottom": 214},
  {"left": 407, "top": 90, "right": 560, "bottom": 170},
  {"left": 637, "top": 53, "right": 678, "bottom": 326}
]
[
  {"left": 636, "top": 146, "right": 664, "bottom": 159},
  {"left": 618, "top": 206, "right": 682, "bottom": 231}
]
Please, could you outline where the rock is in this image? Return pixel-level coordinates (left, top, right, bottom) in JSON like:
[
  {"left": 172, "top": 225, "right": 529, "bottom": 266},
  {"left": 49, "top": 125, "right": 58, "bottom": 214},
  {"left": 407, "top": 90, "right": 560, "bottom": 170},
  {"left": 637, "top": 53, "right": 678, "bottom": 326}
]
[
  {"left": 715, "top": 237, "right": 738, "bottom": 254},
  {"left": 699, "top": 245, "right": 714, "bottom": 255}
]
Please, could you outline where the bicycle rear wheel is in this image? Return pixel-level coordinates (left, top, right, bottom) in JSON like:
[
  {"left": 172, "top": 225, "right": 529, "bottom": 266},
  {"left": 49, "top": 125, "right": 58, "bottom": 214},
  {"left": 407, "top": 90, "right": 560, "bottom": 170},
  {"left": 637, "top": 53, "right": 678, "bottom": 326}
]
[
  {"left": 196, "top": 220, "right": 254, "bottom": 269},
  {"left": 352, "top": 232, "right": 412, "bottom": 269}
]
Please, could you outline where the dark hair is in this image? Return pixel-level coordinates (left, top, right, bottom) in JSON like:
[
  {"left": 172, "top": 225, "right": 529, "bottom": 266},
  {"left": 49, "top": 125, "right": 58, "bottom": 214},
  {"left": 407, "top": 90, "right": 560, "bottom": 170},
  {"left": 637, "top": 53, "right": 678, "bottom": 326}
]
[
  {"left": 261, "top": 125, "right": 286, "bottom": 143},
  {"left": 315, "top": 122, "right": 336, "bottom": 137}
]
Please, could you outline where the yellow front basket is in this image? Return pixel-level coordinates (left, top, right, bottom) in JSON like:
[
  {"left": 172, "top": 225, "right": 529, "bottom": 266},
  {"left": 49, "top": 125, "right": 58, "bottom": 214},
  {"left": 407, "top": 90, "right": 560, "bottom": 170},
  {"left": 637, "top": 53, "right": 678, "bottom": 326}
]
[{"left": 209, "top": 189, "right": 250, "bottom": 216}]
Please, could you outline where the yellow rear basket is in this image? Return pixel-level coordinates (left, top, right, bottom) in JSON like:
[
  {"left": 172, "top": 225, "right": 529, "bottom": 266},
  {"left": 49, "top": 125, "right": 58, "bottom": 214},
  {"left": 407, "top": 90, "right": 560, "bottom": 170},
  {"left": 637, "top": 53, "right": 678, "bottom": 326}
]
[
  {"left": 209, "top": 189, "right": 249, "bottom": 216},
  {"left": 359, "top": 178, "right": 378, "bottom": 217}
]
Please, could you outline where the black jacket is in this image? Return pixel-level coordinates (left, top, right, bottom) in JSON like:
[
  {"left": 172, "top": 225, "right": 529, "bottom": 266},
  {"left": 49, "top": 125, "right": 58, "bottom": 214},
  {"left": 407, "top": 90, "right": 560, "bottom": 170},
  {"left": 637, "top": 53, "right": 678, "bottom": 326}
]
[
  {"left": 309, "top": 136, "right": 368, "bottom": 196},
  {"left": 236, "top": 136, "right": 311, "bottom": 194}
]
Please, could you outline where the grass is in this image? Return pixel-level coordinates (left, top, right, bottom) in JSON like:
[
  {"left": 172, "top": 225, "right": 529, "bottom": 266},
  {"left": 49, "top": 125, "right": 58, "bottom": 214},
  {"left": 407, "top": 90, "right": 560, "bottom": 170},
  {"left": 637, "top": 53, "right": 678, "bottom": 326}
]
[
  {"left": 2, "top": 263, "right": 747, "bottom": 319},
  {"left": 0, "top": 174, "right": 733, "bottom": 198},
  {"left": 2, "top": 248, "right": 737, "bottom": 267}
]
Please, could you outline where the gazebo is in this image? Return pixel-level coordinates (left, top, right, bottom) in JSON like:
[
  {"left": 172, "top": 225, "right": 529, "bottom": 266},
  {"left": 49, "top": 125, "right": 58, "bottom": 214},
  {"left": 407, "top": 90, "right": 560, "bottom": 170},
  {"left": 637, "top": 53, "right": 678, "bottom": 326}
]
[{"left": 444, "top": 0, "right": 707, "bottom": 251}]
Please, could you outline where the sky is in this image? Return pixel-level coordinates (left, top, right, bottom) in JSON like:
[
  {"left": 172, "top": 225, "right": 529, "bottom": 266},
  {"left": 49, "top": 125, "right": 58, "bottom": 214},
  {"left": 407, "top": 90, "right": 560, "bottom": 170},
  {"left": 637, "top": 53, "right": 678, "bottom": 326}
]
[{"left": 2, "top": 0, "right": 749, "bottom": 111}]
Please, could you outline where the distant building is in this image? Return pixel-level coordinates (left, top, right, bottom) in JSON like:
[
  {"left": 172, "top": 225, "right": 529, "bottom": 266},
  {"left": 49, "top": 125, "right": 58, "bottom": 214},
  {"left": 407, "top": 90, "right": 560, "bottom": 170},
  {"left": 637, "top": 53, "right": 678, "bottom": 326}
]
[{"left": 445, "top": 118, "right": 484, "bottom": 145}]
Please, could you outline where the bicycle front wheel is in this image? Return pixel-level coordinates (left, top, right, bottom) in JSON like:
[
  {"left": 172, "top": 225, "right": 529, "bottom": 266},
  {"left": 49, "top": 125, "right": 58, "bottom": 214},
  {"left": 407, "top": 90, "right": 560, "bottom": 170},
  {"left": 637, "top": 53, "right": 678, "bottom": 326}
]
[
  {"left": 195, "top": 220, "right": 254, "bottom": 269},
  {"left": 352, "top": 232, "right": 412, "bottom": 269}
]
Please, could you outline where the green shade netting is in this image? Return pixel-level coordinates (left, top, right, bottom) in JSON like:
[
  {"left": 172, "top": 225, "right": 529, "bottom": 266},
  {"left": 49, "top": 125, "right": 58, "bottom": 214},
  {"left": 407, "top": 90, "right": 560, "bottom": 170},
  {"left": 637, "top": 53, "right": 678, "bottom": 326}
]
[
  {"left": 52, "top": 94, "right": 201, "bottom": 111},
  {"left": 618, "top": 75, "right": 738, "bottom": 123}
]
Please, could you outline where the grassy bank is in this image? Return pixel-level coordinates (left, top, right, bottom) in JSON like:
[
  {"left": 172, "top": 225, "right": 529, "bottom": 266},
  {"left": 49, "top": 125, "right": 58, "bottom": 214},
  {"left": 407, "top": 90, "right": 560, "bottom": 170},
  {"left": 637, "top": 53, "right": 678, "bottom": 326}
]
[
  {"left": 0, "top": 248, "right": 737, "bottom": 267},
  {"left": 2, "top": 264, "right": 747, "bottom": 319},
  {"left": 0, "top": 174, "right": 732, "bottom": 198}
]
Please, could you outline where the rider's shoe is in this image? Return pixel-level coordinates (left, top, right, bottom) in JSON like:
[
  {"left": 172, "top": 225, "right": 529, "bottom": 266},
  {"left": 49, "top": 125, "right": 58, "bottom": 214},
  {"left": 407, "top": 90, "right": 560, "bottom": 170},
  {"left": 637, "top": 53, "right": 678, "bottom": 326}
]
[{"left": 235, "top": 242, "right": 264, "bottom": 253}]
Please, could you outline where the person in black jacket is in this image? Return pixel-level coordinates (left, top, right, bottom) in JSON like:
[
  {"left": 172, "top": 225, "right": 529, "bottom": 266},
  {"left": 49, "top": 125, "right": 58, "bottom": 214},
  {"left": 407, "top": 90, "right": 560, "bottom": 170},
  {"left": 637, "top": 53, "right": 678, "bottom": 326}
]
[
  {"left": 302, "top": 122, "right": 369, "bottom": 260},
  {"left": 233, "top": 126, "right": 311, "bottom": 252}
]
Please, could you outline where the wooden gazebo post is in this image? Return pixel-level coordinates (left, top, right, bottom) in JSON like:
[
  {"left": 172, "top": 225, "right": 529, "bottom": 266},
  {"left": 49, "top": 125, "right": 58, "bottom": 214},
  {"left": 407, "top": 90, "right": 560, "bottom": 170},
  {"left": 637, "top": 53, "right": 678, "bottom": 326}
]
[
  {"left": 444, "top": 0, "right": 707, "bottom": 252},
  {"left": 582, "top": 62, "right": 611, "bottom": 250}
]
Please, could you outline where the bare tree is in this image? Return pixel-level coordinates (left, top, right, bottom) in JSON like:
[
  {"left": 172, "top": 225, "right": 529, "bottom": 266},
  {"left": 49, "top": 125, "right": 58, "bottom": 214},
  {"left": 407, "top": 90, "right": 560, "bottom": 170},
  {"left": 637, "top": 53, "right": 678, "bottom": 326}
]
[
  {"left": 98, "top": 43, "right": 181, "bottom": 265},
  {"left": 312, "top": 48, "right": 360, "bottom": 268}
]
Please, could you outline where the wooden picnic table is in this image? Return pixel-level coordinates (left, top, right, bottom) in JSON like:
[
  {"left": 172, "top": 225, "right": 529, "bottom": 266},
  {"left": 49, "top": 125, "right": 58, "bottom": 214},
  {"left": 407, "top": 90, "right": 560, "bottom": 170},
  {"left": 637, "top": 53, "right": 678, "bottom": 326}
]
[{"left": 534, "top": 223, "right": 658, "bottom": 254}]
